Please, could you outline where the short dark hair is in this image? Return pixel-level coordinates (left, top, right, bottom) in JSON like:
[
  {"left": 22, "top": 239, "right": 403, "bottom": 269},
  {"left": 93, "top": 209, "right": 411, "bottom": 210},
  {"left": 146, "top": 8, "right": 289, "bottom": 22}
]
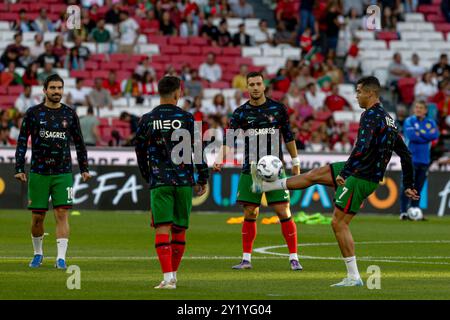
[
  {"left": 246, "top": 71, "right": 264, "bottom": 81},
  {"left": 356, "top": 76, "right": 380, "bottom": 95},
  {"left": 158, "top": 76, "right": 181, "bottom": 97},
  {"left": 44, "top": 74, "right": 64, "bottom": 89},
  {"left": 415, "top": 100, "right": 428, "bottom": 109}
]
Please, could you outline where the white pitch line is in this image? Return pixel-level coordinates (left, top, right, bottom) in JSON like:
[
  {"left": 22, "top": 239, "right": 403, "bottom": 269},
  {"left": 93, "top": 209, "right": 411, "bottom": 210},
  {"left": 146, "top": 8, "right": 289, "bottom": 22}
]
[{"left": 253, "top": 240, "right": 450, "bottom": 265}]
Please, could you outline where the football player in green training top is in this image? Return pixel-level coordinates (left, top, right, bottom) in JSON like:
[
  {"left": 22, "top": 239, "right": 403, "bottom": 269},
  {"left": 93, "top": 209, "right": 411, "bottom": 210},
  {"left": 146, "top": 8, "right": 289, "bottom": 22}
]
[{"left": 15, "top": 74, "right": 91, "bottom": 270}]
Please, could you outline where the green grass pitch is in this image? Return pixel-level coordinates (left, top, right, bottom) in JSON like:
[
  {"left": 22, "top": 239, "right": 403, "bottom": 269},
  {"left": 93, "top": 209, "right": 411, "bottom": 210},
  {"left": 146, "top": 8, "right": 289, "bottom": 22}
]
[{"left": 1, "top": 210, "right": 450, "bottom": 300}]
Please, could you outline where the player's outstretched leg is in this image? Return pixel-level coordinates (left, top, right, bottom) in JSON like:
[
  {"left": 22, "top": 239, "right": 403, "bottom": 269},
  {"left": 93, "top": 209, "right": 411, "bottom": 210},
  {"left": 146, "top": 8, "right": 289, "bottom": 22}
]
[
  {"left": 251, "top": 164, "right": 335, "bottom": 193},
  {"left": 170, "top": 225, "right": 187, "bottom": 284},
  {"left": 232, "top": 205, "right": 258, "bottom": 270},
  {"left": 272, "top": 203, "right": 303, "bottom": 271},
  {"left": 54, "top": 207, "right": 70, "bottom": 270},
  {"left": 330, "top": 207, "right": 363, "bottom": 287},
  {"left": 30, "top": 212, "right": 46, "bottom": 268}
]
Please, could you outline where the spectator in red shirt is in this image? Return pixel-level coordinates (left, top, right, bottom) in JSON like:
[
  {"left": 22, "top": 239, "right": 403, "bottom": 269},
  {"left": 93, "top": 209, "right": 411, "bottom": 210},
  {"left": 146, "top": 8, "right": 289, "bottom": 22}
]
[
  {"left": 272, "top": 68, "right": 291, "bottom": 93},
  {"left": 22, "top": 62, "right": 39, "bottom": 86},
  {"left": 299, "top": 27, "right": 313, "bottom": 56},
  {"left": 276, "top": 0, "right": 299, "bottom": 32},
  {"left": 103, "top": 71, "right": 122, "bottom": 99},
  {"left": 324, "top": 83, "right": 351, "bottom": 112}
]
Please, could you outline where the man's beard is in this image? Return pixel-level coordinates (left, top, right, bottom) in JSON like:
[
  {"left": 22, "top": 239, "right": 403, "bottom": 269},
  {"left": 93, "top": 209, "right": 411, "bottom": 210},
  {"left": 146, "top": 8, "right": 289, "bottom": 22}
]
[
  {"left": 47, "top": 95, "right": 61, "bottom": 103},
  {"left": 250, "top": 92, "right": 262, "bottom": 100}
]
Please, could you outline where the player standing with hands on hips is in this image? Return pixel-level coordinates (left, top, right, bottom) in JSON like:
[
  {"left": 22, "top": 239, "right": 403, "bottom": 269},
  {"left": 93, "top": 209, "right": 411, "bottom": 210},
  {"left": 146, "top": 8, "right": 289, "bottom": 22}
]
[
  {"left": 14, "top": 74, "right": 91, "bottom": 270},
  {"left": 135, "top": 76, "right": 209, "bottom": 289}
]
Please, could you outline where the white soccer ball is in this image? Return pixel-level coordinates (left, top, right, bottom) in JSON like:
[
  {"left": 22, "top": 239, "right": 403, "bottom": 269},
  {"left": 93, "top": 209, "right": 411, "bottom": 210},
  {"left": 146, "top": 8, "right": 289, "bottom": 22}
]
[
  {"left": 256, "top": 155, "right": 283, "bottom": 182},
  {"left": 407, "top": 207, "right": 423, "bottom": 221}
]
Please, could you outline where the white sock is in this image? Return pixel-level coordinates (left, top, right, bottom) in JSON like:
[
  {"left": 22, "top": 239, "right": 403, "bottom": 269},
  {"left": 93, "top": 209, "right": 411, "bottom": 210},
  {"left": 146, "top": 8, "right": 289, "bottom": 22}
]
[
  {"left": 289, "top": 253, "right": 298, "bottom": 261},
  {"left": 243, "top": 253, "right": 251, "bottom": 262},
  {"left": 173, "top": 271, "right": 177, "bottom": 281},
  {"left": 262, "top": 178, "right": 287, "bottom": 192},
  {"left": 32, "top": 235, "right": 44, "bottom": 255},
  {"left": 344, "top": 256, "right": 361, "bottom": 280},
  {"left": 56, "top": 238, "right": 68, "bottom": 260},
  {"left": 163, "top": 272, "right": 174, "bottom": 282}
]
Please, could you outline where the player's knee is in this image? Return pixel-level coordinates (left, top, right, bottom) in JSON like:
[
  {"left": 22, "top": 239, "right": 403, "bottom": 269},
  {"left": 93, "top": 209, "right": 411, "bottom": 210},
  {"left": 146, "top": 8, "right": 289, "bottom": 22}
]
[
  {"left": 331, "top": 216, "right": 346, "bottom": 231},
  {"left": 244, "top": 206, "right": 259, "bottom": 219},
  {"left": 54, "top": 208, "right": 68, "bottom": 220},
  {"left": 32, "top": 216, "right": 45, "bottom": 226}
]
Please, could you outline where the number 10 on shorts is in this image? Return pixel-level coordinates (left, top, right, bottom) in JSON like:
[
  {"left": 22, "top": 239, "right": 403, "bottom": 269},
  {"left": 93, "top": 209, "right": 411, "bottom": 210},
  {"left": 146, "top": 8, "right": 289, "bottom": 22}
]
[{"left": 66, "top": 187, "right": 74, "bottom": 201}]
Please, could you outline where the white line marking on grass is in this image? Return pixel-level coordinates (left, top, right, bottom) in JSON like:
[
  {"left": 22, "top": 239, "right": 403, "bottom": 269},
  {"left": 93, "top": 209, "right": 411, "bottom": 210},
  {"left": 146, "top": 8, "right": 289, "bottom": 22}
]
[{"left": 253, "top": 240, "right": 450, "bottom": 265}]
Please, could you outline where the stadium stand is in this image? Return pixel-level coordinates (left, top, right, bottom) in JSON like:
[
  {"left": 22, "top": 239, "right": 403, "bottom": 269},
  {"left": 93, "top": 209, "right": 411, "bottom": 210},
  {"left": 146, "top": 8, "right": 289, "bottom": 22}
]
[{"left": 0, "top": 0, "right": 448, "bottom": 157}]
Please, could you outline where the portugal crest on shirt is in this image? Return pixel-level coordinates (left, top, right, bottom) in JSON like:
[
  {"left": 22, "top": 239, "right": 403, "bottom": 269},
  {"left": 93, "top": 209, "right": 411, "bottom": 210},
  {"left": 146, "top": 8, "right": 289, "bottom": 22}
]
[{"left": 62, "top": 120, "right": 68, "bottom": 129}]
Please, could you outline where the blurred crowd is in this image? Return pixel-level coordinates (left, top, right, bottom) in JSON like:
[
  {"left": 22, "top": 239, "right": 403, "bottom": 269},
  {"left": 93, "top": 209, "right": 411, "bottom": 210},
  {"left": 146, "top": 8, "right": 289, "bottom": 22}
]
[{"left": 0, "top": 0, "right": 449, "bottom": 158}]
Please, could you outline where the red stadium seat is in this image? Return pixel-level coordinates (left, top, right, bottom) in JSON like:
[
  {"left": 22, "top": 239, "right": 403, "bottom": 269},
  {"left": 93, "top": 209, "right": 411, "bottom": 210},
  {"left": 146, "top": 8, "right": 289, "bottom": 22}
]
[
  {"left": 101, "top": 62, "right": 121, "bottom": 70},
  {"left": 100, "top": 126, "right": 113, "bottom": 141},
  {"left": 377, "top": 31, "right": 399, "bottom": 42},
  {"left": 189, "top": 37, "right": 209, "bottom": 46},
  {"left": 160, "top": 45, "right": 180, "bottom": 55},
  {"left": 270, "top": 90, "right": 285, "bottom": 101},
  {"left": 90, "top": 54, "right": 108, "bottom": 62},
  {"left": 202, "top": 46, "right": 222, "bottom": 55},
  {"left": 349, "top": 122, "right": 360, "bottom": 132},
  {"left": 9, "top": 4, "right": 30, "bottom": 12},
  {"left": 434, "top": 23, "right": 450, "bottom": 33},
  {"left": 99, "top": 118, "right": 110, "bottom": 126},
  {"left": 147, "top": 35, "right": 168, "bottom": 46},
  {"left": 85, "top": 61, "right": 99, "bottom": 70},
  {"left": 398, "top": 77, "right": 417, "bottom": 105},
  {"left": 152, "top": 55, "right": 171, "bottom": 63},
  {"left": 0, "top": 87, "right": 7, "bottom": 95},
  {"left": 7, "top": 86, "right": 24, "bottom": 95},
  {"left": 170, "top": 55, "right": 190, "bottom": 65},
  {"left": 168, "top": 36, "right": 189, "bottom": 46},
  {"left": 70, "top": 70, "right": 91, "bottom": 79},
  {"left": 152, "top": 63, "right": 166, "bottom": 73},
  {"left": 311, "top": 120, "right": 325, "bottom": 132},
  {"left": 29, "top": 3, "right": 42, "bottom": 12},
  {"left": 235, "top": 57, "right": 253, "bottom": 66},
  {"left": 426, "top": 14, "right": 446, "bottom": 23},
  {"left": 417, "top": 4, "right": 441, "bottom": 14},
  {"left": 49, "top": 4, "right": 67, "bottom": 14},
  {"left": 0, "top": 96, "right": 17, "bottom": 108},
  {"left": 222, "top": 72, "right": 235, "bottom": 82},
  {"left": 121, "top": 62, "right": 138, "bottom": 71},
  {"left": 0, "top": 13, "right": 19, "bottom": 21},
  {"left": 222, "top": 47, "right": 241, "bottom": 56},
  {"left": 109, "top": 53, "right": 130, "bottom": 62},
  {"left": 112, "top": 119, "right": 130, "bottom": 128},
  {"left": 315, "top": 111, "right": 332, "bottom": 121},
  {"left": 0, "top": 3, "right": 7, "bottom": 11},
  {"left": 216, "top": 56, "right": 235, "bottom": 66},
  {"left": 116, "top": 71, "right": 131, "bottom": 82},
  {"left": 130, "top": 54, "right": 148, "bottom": 63},
  {"left": 209, "top": 81, "right": 230, "bottom": 89},
  {"left": 91, "top": 71, "right": 110, "bottom": 79},
  {"left": 183, "top": 46, "right": 202, "bottom": 55}
]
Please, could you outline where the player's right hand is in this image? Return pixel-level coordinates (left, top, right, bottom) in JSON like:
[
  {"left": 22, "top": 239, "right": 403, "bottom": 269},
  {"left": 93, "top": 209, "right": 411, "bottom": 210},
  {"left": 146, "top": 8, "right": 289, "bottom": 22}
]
[
  {"left": 14, "top": 173, "right": 27, "bottom": 182},
  {"left": 194, "top": 184, "right": 207, "bottom": 196},
  {"left": 212, "top": 162, "right": 223, "bottom": 172},
  {"left": 405, "top": 188, "right": 420, "bottom": 201}
]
